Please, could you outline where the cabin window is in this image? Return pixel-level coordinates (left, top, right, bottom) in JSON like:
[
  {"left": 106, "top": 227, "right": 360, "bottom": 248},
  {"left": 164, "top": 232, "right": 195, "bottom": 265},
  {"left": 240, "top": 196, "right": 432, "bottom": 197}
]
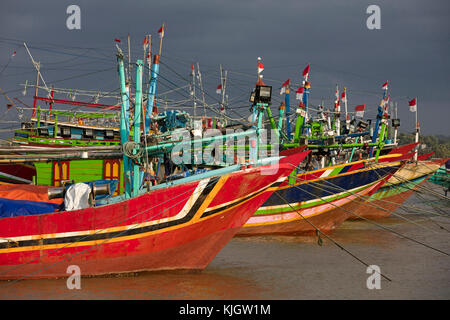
[
  {"left": 105, "top": 130, "right": 114, "bottom": 139},
  {"left": 38, "top": 128, "right": 49, "bottom": 136},
  {"left": 83, "top": 128, "right": 94, "bottom": 138},
  {"left": 104, "top": 160, "right": 121, "bottom": 196},
  {"left": 61, "top": 127, "right": 71, "bottom": 138},
  {"left": 52, "top": 161, "right": 70, "bottom": 187}
]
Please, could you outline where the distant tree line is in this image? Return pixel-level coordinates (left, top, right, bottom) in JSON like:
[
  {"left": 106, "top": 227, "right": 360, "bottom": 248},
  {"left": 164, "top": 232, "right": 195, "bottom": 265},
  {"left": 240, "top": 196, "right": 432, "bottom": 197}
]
[{"left": 398, "top": 133, "right": 450, "bottom": 158}]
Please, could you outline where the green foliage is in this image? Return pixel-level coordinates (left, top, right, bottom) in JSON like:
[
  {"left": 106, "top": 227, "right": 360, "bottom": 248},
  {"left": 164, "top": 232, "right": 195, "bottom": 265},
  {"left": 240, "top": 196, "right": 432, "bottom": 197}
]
[{"left": 398, "top": 133, "right": 450, "bottom": 158}]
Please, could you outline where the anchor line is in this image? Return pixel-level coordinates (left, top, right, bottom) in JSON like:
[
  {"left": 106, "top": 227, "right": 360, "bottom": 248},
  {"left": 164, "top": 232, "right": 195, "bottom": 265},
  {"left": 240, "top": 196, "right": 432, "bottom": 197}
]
[{"left": 274, "top": 192, "right": 393, "bottom": 282}]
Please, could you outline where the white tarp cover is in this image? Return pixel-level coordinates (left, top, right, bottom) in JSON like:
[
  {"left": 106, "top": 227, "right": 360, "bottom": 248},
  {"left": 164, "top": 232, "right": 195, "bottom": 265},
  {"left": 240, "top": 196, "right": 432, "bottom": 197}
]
[{"left": 64, "top": 183, "right": 91, "bottom": 211}]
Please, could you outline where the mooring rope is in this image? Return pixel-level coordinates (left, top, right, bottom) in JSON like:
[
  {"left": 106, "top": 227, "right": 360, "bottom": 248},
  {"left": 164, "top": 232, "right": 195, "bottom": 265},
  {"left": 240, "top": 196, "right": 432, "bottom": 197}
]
[{"left": 274, "top": 192, "right": 392, "bottom": 282}]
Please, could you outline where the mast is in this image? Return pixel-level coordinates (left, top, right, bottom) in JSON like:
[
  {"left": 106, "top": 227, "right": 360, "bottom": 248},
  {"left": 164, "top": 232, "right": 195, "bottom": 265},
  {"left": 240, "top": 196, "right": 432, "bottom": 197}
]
[
  {"left": 191, "top": 64, "right": 196, "bottom": 117},
  {"left": 196, "top": 62, "right": 207, "bottom": 117},
  {"left": 133, "top": 59, "right": 144, "bottom": 196},
  {"left": 414, "top": 98, "right": 419, "bottom": 161},
  {"left": 127, "top": 34, "right": 132, "bottom": 84},
  {"left": 219, "top": 65, "right": 228, "bottom": 116},
  {"left": 117, "top": 49, "right": 132, "bottom": 199},
  {"left": 393, "top": 102, "right": 398, "bottom": 145},
  {"left": 369, "top": 82, "right": 388, "bottom": 157},
  {"left": 285, "top": 84, "right": 291, "bottom": 140}
]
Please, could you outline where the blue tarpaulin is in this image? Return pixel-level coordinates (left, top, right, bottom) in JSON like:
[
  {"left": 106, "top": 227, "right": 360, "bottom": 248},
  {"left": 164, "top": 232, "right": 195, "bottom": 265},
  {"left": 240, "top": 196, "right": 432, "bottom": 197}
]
[{"left": 0, "top": 198, "right": 62, "bottom": 218}]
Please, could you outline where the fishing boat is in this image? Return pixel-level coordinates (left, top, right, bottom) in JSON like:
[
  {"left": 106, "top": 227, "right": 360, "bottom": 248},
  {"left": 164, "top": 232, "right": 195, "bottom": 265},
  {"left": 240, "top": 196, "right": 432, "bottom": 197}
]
[
  {"left": 0, "top": 151, "right": 308, "bottom": 280},
  {"left": 346, "top": 154, "right": 448, "bottom": 220},
  {"left": 236, "top": 150, "right": 410, "bottom": 236},
  {"left": 0, "top": 41, "right": 312, "bottom": 279}
]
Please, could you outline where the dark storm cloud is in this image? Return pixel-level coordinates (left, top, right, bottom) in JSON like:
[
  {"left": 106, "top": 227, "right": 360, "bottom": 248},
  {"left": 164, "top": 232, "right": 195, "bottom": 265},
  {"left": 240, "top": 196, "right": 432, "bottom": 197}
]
[{"left": 0, "top": 0, "right": 448, "bottom": 136}]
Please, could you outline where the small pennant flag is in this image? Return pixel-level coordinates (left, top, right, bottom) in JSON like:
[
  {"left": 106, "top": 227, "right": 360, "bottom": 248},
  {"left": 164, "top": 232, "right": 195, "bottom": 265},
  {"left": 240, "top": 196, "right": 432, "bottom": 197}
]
[
  {"left": 11, "top": 50, "right": 16, "bottom": 57},
  {"left": 302, "top": 64, "right": 310, "bottom": 80},
  {"left": 280, "top": 79, "right": 290, "bottom": 94},
  {"left": 408, "top": 98, "right": 417, "bottom": 112},
  {"left": 114, "top": 38, "right": 121, "bottom": 43},
  {"left": 258, "top": 61, "right": 264, "bottom": 74},
  {"left": 158, "top": 24, "right": 165, "bottom": 38},
  {"left": 355, "top": 104, "right": 365, "bottom": 118},
  {"left": 295, "top": 87, "right": 304, "bottom": 100},
  {"left": 382, "top": 81, "right": 388, "bottom": 91},
  {"left": 216, "top": 84, "right": 222, "bottom": 94},
  {"left": 6, "top": 104, "right": 13, "bottom": 109}
]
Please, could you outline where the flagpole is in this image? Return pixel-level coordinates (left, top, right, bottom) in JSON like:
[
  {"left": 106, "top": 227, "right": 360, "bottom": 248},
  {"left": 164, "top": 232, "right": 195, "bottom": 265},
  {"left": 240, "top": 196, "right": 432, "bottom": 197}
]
[
  {"left": 159, "top": 23, "right": 164, "bottom": 56},
  {"left": 414, "top": 97, "right": 419, "bottom": 161}
]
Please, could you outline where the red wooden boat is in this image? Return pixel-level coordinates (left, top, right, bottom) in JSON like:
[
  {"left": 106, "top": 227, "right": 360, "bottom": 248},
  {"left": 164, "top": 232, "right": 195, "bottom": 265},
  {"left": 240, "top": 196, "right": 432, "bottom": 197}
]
[
  {"left": 236, "top": 149, "right": 413, "bottom": 236},
  {"left": 0, "top": 151, "right": 308, "bottom": 280}
]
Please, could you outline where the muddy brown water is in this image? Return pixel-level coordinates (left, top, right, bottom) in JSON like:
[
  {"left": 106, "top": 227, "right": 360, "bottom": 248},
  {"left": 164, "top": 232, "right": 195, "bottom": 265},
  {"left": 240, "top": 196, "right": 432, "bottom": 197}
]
[{"left": 1, "top": 183, "right": 449, "bottom": 300}]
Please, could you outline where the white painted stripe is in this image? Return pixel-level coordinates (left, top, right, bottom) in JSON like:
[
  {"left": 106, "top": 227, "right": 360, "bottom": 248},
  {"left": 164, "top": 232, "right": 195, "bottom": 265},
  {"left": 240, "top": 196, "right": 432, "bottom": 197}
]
[{"left": 0, "top": 178, "right": 211, "bottom": 244}]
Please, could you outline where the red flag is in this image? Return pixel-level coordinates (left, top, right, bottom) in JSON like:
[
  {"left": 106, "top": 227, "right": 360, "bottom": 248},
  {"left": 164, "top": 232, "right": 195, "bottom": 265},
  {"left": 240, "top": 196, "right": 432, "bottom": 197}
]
[
  {"left": 341, "top": 91, "right": 346, "bottom": 103},
  {"left": 142, "top": 36, "right": 149, "bottom": 49},
  {"left": 216, "top": 84, "right": 222, "bottom": 94},
  {"left": 295, "top": 87, "right": 304, "bottom": 100},
  {"left": 302, "top": 64, "right": 310, "bottom": 79},
  {"left": 158, "top": 24, "right": 165, "bottom": 38},
  {"left": 114, "top": 38, "right": 121, "bottom": 43},
  {"left": 280, "top": 79, "right": 290, "bottom": 94},
  {"left": 382, "top": 81, "right": 388, "bottom": 90},
  {"left": 408, "top": 98, "right": 417, "bottom": 112},
  {"left": 258, "top": 61, "right": 264, "bottom": 73},
  {"left": 11, "top": 50, "right": 16, "bottom": 57},
  {"left": 355, "top": 104, "right": 365, "bottom": 118}
]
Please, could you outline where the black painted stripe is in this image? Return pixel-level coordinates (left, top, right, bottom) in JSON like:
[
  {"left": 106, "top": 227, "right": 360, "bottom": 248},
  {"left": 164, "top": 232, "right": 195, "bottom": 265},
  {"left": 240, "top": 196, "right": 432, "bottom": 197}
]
[{"left": 0, "top": 178, "right": 220, "bottom": 250}]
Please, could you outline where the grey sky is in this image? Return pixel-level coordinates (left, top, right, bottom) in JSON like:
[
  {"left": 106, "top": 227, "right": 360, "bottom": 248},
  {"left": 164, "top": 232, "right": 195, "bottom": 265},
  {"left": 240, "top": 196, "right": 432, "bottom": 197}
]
[{"left": 0, "top": 0, "right": 449, "bottom": 137}]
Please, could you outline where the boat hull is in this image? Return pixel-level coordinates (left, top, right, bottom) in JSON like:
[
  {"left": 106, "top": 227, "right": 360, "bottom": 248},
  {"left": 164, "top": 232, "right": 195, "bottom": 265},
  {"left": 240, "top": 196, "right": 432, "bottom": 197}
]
[
  {"left": 237, "top": 161, "right": 401, "bottom": 236},
  {"left": 0, "top": 153, "right": 308, "bottom": 280},
  {"left": 347, "top": 160, "right": 443, "bottom": 220}
]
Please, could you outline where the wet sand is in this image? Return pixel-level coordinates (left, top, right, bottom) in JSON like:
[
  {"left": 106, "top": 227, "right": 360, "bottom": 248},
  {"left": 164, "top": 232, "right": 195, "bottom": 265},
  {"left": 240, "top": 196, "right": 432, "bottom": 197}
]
[{"left": 0, "top": 184, "right": 449, "bottom": 300}]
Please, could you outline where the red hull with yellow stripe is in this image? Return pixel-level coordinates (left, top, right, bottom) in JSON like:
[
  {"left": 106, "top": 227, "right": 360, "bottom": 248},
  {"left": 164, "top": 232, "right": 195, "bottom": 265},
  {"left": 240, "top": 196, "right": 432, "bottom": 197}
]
[{"left": 0, "top": 152, "right": 308, "bottom": 279}]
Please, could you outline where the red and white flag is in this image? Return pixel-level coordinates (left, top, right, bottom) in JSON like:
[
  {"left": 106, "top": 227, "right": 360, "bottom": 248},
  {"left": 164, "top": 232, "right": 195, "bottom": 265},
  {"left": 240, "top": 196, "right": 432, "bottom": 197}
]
[
  {"left": 382, "top": 81, "right": 388, "bottom": 91},
  {"left": 341, "top": 91, "right": 347, "bottom": 104},
  {"left": 258, "top": 61, "right": 264, "bottom": 74},
  {"left": 158, "top": 24, "right": 165, "bottom": 38},
  {"left": 280, "top": 79, "right": 290, "bottom": 94},
  {"left": 11, "top": 50, "right": 16, "bottom": 57},
  {"left": 216, "top": 84, "right": 222, "bottom": 95},
  {"left": 302, "top": 64, "right": 310, "bottom": 80},
  {"left": 143, "top": 36, "right": 149, "bottom": 50},
  {"left": 355, "top": 104, "right": 365, "bottom": 118},
  {"left": 408, "top": 98, "right": 417, "bottom": 112},
  {"left": 295, "top": 87, "right": 304, "bottom": 100},
  {"left": 335, "top": 100, "right": 341, "bottom": 112}
]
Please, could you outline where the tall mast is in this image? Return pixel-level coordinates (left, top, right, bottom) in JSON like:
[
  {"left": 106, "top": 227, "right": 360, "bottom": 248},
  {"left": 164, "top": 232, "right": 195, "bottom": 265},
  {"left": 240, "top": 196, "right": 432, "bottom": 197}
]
[
  {"left": 196, "top": 62, "right": 207, "bottom": 117},
  {"left": 127, "top": 34, "right": 132, "bottom": 83},
  {"left": 117, "top": 49, "right": 132, "bottom": 199},
  {"left": 32, "top": 61, "right": 40, "bottom": 118},
  {"left": 133, "top": 59, "right": 144, "bottom": 196},
  {"left": 220, "top": 65, "right": 227, "bottom": 116},
  {"left": 414, "top": 98, "right": 419, "bottom": 161},
  {"left": 191, "top": 64, "right": 196, "bottom": 117}
]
